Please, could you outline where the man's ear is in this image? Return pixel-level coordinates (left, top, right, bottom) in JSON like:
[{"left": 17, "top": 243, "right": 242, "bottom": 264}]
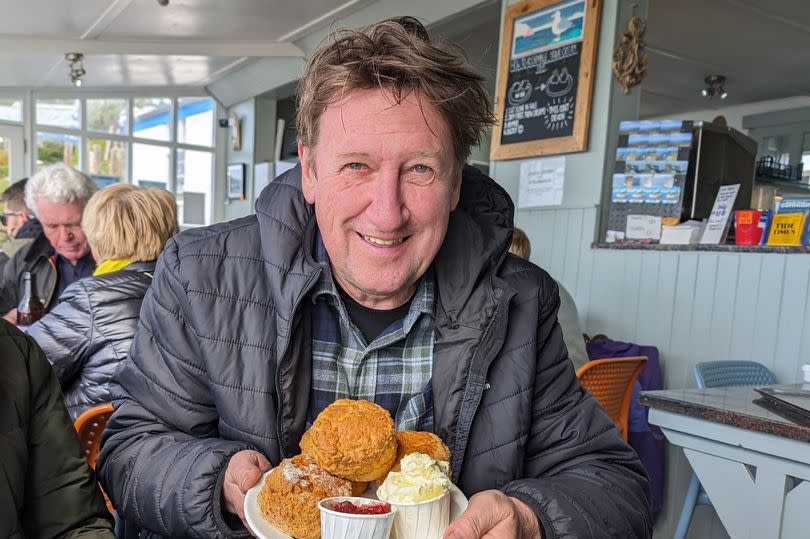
[{"left": 299, "top": 142, "right": 316, "bottom": 205}]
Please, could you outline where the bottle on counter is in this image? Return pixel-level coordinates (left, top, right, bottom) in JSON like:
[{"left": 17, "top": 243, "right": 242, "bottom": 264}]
[{"left": 17, "top": 271, "right": 45, "bottom": 326}]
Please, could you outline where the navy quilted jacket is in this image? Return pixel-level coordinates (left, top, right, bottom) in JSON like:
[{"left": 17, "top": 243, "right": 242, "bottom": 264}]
[
  {"left": 98, "top": 166, "right": 652, "bottom": 538},
  {"left": 27, "top": 261, "right": 155, "bottom": 420}
]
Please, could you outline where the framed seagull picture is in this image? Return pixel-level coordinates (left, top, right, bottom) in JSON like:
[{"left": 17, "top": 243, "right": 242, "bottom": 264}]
[{"left": 491, "top": 0, "right": 602, "bottom": 160}]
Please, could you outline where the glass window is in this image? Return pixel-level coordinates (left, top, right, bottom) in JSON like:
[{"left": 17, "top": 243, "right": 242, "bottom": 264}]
[
  {"left": 36, "top": 98, "right": 80, "bottom": 129},
  {"left": 177, "top": 97, "right": 214, "bottom": 147},
  {"left": 0, "top": 135, "right": 10, "bottom": 193},
  {"left": 801, "top": 132, "right": 810, "bottom": 183},
  {"left": 176, "top": 149, "right": 212, "bottom": 225},
  {"left": 0, "top": 98, "right": 23, "bottom": 122},
  {"left": 87, "top": 138, "right": 127, "bottom": 184},
  {"left": 761, "top": 134, "right": 791, "bottom": 165},
  {"left": 37, "top": 132, "right": 80, "bottom": 170},
  {"left": 87, "top": 99, "right": 128, "bottom": 135},
  {"left": 133, "top": 98, "right": 171, "bottom": 142},
  {"left": 132, "top": 143, "right": 170, "bottom": 187}
]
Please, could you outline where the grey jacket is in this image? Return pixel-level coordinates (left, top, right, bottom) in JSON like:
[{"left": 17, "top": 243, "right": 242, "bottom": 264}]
[
  {"left": 27, "top": 261, "right": 155, "bottom": 420},
  {"left": 98, "top": 166, "right": 651, "bottom": 538}
]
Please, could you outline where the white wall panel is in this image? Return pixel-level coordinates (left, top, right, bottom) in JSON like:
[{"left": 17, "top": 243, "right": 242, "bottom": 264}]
[{"left": 516, "top": 205, "right": 810, "bottom": 538}]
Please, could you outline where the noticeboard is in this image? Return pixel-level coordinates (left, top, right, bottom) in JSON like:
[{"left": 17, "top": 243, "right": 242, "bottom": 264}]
[{"left": 491, "top": 0, "right": 601, "bottom": 160}]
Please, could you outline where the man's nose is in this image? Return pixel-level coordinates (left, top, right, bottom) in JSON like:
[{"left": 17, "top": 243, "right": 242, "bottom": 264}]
[{"left": 368, "top": 169, "right": 409, "bottom": 230}]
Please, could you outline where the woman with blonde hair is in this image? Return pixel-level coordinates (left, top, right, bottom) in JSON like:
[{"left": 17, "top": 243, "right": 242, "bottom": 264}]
[{"left": 28, "top": 183, "right": 178, "bottom": 420}]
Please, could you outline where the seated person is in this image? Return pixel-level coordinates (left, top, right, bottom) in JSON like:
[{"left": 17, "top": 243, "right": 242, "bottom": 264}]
[
  {"left": 509, "top": 227, "right": 589, "bottom": 371},
  {"left": 0, "top": 163, "right": 97, "bottom": 323},
  {"left": 1, "top": 319, "right": 115, "bottom": 538},
  {"left": 28, "top": 184, "right": 178, "bottom": 420},
  {"left": 98, "top": 17, "right": 651, "bottom": 539},
  {"left": 0, "top": 178, "right": 42, "bottom": 274}
]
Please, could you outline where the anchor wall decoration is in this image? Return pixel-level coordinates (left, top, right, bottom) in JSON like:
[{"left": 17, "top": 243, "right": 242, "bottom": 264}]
[{"left": 612, "top": 7, "right": 648, "bottom": 95}]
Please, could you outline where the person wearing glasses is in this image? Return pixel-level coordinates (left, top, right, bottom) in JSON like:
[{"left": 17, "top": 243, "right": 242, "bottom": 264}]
[
  {"left": 0, "top": 163, "right": 97, "bottom": 323},
  {"left": 0, "top": 178, "right": 42, "bottom": 274}
]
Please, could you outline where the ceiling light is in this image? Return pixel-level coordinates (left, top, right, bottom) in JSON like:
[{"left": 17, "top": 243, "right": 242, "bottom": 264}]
[
  {"left": 701, "top": 74, "right": 728, "bottom": 100},
  {"left": 65, "top": 52, "right": 86, "bottom": 87}
]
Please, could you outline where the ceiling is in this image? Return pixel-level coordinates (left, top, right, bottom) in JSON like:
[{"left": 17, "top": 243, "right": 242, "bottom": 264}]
[{"left": 0, "top": 0, "right": 807, "bottom": 120}]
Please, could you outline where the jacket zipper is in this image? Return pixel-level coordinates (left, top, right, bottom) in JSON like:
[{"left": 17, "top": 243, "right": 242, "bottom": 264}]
[
  {"left": 275, "top": 268, "right": 322, "bottom": 455},
  {"left": 450, "top": 288, "right": 512, "bottom": 482}
]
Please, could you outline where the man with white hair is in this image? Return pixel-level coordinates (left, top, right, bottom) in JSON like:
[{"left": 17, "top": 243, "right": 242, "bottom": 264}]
[{"left": 0, "top": 162, "right": 97, "bottom": 322}]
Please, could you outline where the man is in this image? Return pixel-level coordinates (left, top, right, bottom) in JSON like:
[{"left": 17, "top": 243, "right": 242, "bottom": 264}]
[
  {"left": 0, "top": 319, "right": 115, "bottom": 538},
  {"left": 98, "top": 17, "right": 652, "bottom": 539},
  {"left": 0, "top": 178, "right": 43, "bottom": 275},
  {"left": 0, "top": 163, "right": 97, "bottom": 322}
]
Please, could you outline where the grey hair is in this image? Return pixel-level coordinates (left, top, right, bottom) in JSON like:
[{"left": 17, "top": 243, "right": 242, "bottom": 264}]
[{"left": 25, "top": 162, "right": 98, "bottom": 218}]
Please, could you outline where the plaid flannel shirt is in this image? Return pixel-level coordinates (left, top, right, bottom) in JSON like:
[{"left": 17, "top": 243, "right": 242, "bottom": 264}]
[{"left": 308, "top": 232, "right": 435, "bottom": 431}]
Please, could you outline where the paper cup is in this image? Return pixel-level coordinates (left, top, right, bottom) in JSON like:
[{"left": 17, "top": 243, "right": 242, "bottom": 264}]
[
  {"left": 386, "top": 489, "right": 451, "bottom": 539},
  {"left": 318, "top": 497, "right": 396, "bottom": 539}
]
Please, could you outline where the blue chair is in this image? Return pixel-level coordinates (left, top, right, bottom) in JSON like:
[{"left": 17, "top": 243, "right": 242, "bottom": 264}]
[{"left": 673, "top": 360, "right": 776, "bottom": 539}]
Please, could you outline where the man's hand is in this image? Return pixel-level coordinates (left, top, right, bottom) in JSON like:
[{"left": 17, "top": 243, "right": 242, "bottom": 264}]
[
  {"left": 3, "top": 309, "right": 17, "bottom": 324},
  {"left": 223, "top": 450, "right": 272, "bottom": 530},
  {"left": 443, "top": 490, "right": 541, "bottom": 539}
]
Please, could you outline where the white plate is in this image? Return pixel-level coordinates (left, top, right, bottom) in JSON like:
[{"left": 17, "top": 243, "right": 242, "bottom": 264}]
[{"left": 244, "top": 470, "right": 468, "bottom": 539}]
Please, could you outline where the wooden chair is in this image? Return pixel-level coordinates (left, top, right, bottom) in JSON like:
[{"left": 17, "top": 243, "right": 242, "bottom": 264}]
[
  {"left": 74, "top": 403, "right": 115, "bottom": 512},
  {"left": 576, "top": 356, "right": 647, "bottom": 440}
]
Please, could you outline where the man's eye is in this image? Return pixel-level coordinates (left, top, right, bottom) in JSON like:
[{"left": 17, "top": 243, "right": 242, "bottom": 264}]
[
  {"left": 412, "top": 164, "right": 430, "bottom": 174},
  {"left": 345, "top": 163, "right": 365, "bottom": 171}
]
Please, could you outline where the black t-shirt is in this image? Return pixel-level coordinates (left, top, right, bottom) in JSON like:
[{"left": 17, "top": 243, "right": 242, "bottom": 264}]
[{"left": 336, "top": 282, "right": 411, "bottom": 343}]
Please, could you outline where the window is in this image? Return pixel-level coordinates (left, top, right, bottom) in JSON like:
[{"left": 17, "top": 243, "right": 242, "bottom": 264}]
[
  {"left": 87, "top": 138, "right": 127, "bottom": 183},
  {"left": 34, "top": 95, "right": 216, "bottom": 225},
  {"left": 36, "top": 132, "right": 80, "bottom": 170},
  {"left": 133, "top": 98, "right": 172, "bottom": 142},
  {"left": 36, "top": 99, "right": 80, "bottom": 129},
  {"left": 761, "top": 134, "right": 791, "bottom": 165},
  {"left": 133, "top": 143, "right": 170, "bottom": 187},
  {"left": 0, "top": 98, "right": 22, "bottom": 122},
  {"left": 177, "top": 97, "right": 214, "bottom": 147},
  {"left": 802, "top": 132, "right": 810, "bottom": 183},
  {"left": 87, "top": 99, "right": 128, "bottom": 135},
  {"left": 176, "top": 149, "right": 212, "bottom": 226}
]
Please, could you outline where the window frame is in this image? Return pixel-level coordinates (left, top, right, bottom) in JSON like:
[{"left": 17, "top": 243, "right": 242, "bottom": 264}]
[{"left": 30, "top": 91, "right": 218, "bottom": 227}]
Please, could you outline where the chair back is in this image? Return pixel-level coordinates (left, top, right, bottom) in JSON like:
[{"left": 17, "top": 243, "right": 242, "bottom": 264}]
[
  {"left": 576, "top": 356, "right": 647, "bottom": 440},
  {"left": 74, "top": 403, "right": 114, "bottom": 469},
  {"left": 694, "top": 360, "right": 775, "bottom": 389}
]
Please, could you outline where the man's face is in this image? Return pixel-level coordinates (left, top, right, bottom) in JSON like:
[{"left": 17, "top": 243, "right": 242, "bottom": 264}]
[
  {"left": 300, "top": 87, "right": 461, "bottom": 310},
  {"left": 2, "top": 207, "right": 27, "bottom": 238},
  {"left": 36, "top": 198, "right": 90, "bottom": 264}
]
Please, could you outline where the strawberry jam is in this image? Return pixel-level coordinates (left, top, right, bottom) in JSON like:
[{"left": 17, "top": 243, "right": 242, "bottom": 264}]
[{"left": 330, "top": 500, "right": 392, "bottom": 514}]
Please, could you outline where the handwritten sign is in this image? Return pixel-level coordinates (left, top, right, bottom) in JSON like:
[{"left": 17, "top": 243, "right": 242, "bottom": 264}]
[
  {"left": 491, "top": 0, "right": 601, "bottom": 160},
  {"left": 700, "top": 184, "right": 740, "bottom": 244}
]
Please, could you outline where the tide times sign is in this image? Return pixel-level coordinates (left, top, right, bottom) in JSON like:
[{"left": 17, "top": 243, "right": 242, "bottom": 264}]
[{"left": 491, "top": 0, "right": 602, "bottom": 160}]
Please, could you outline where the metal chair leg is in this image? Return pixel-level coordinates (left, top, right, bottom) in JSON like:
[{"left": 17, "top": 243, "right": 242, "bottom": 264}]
[{"left": 673, "top": 473, "right": 701, "bottom": 539}]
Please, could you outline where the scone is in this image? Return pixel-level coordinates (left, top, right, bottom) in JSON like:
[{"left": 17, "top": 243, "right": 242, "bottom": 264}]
[
  {"left": 300, "top": 399, "right": 397, "bottom": 482},
  {"left": 390, "top": 430, "right": 451, "bottom": 474},
  {"left": 257, "top": 454, "right": 351, "bottom": 539}
]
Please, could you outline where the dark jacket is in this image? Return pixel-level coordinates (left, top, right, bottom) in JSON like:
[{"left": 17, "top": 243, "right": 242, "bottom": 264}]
[
  {"left": 0, "top": 232, "right": 57, "bottom": 313},
  {"left": 0, "top": 320, "right": 115, "bottom": 538},
  {"left": 27, "top": 261, "right": 155, "bottom": 420},
  {"left": 98, "top": 166, "right": 652, "bottom": 538},
  {"left": 0, "top": 217, "right": 43, "bottom": 275}
]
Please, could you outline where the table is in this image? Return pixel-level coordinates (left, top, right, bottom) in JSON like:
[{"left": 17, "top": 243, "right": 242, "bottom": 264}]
[{"left": 640, "top": 388, "right": 810, "bottom": 539}]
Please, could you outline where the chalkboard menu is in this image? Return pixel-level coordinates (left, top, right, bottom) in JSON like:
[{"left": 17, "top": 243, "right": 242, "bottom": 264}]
[{"left": 491, "top": 0, "right": 601, "bottom": 160}]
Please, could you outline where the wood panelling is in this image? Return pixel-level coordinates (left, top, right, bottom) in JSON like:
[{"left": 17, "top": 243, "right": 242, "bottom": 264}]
[{"left": 516, "top": 206, "right": 810, "bottom": 539}]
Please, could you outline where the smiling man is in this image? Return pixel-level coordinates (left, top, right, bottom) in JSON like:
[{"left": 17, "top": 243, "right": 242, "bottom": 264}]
[
  {"left": 98, "top": 17, "right": 652, "bottom": 539},
  {"left": 0, "top": 163, "right": 96, "bottom": 322}
]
